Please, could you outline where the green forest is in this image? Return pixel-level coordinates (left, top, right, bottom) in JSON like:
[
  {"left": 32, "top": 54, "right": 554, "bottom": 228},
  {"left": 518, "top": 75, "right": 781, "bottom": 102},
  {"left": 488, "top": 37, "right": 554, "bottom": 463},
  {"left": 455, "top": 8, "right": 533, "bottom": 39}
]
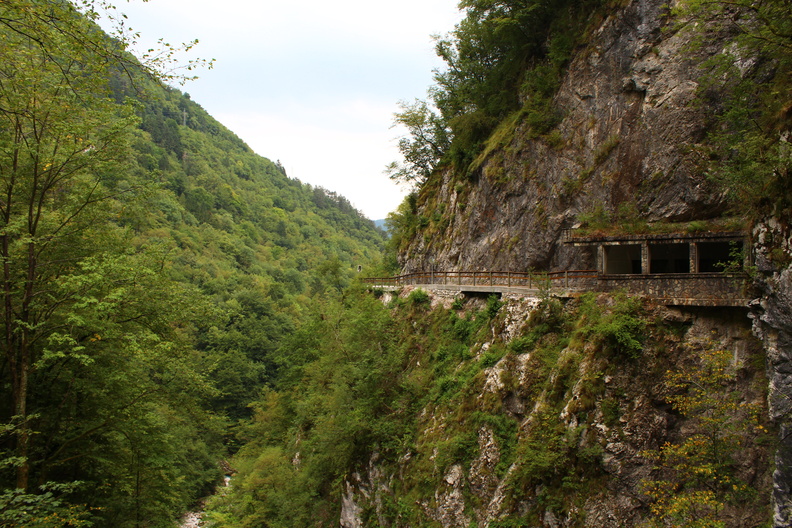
[
  {"left": 0, "top": 1, "right": 387, "bottom": 525},
  {"left": 206, "top": 289, "right": 770, "bottom": 528},
  {"left": 1, "top": 0, "right": 790, "bottom": 527}
]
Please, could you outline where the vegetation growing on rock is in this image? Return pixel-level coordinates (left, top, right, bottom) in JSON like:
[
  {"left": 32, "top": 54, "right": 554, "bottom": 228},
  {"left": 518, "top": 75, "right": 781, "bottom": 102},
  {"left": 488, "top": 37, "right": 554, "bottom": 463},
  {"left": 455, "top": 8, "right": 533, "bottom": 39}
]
[
  {"left": 388, "top": 0, "right": 792, "bottom": 273},
  {"left": 0, "top": 1, "right": 788, "bottom": 527},
  {"left": 208, "top": 289, "right": 771, "bottom": 527}
]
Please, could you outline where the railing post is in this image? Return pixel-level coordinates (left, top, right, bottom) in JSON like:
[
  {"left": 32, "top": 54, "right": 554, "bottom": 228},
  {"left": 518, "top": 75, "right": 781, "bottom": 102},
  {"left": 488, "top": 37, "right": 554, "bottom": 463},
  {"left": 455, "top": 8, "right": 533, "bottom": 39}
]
[
  {"left": 489, "top": 271, "right": 493, "bottom": 286},
  {"left": 565, "top": 271, "right": 569, "bottom": 289},
  {"left": 529, "top": 273, "right": 532, "bottom": 289},
  {"left": 508, "top": 272, "right": 511, "bottom": 287},
  {"left": 473, "top": 272, "right": 476, "bottom": 287}
]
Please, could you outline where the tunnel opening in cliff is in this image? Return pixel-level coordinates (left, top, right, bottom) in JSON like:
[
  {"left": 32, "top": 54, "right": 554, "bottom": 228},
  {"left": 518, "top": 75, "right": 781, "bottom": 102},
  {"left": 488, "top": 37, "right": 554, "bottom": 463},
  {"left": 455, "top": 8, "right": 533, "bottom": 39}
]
[
  {"left": 650, "top": 243, "right": 690, "bottom": 274},
  {"left": 698, "top": 241, "right": 742, "bottom": 273},
  {"left": 604, "top": 244, "right": 642, "bottom": 274}
]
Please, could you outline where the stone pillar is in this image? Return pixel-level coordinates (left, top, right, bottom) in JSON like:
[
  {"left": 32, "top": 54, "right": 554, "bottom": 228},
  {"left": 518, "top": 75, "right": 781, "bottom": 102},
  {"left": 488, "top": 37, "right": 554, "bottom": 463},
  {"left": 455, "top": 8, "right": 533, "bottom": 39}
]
[
  {"left": 690, "top": 242, "right": 698, "bottom": 273},
  {"left": 598, "top": 245, "right": 605, "bottom": 274},
  {"left": 642, "top": 241, "right": 650, "bottom": 274}
]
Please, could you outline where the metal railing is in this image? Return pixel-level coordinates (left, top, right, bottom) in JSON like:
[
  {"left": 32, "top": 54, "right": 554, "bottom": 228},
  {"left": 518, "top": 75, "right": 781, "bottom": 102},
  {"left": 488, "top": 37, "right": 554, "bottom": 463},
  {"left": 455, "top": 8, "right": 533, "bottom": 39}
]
[
  {"left": 362, "top": 269, "right": 750, "bottom": 306},
  {"left": 362, "top": 270, "right": 598, "bottom": 291}
]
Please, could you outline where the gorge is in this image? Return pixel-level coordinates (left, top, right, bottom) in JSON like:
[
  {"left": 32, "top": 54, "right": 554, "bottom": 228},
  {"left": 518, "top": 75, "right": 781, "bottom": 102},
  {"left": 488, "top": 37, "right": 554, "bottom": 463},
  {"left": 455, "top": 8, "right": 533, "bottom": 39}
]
[{"left": 1, "top": 0, "right": 792, "bottom": 527}]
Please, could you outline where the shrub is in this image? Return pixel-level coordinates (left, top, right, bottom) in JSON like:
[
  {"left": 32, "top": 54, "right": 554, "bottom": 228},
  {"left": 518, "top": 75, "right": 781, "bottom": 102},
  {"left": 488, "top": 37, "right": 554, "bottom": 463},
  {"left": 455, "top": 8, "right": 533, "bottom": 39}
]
[
  {"left": 486, "top": 294, "right": 504, "bottom": 318},
  {"left": 434, "top": 431, "right": 478, "bottom": 472},
  {"left": 593, "top": 134, "right": 620, "bottom": 165},
  {"left": 577, "top": 204, "right": 611, "bottom": 232},
  {"left": 579, "top": 293, "right": 646, "bottom": 358},
  {"left": 479, "top": 348, "right": 505, "bottom": 369},
  {"left": 641, "top": 344, "right": 768, "bottom": 528},
  {"left": 600, "top": 398, "right": 621, "bottom": 427},
  {"left": 408, "top": 288, "right": 430, "bottom": 306},
  {"left": 593, "top": 312, "right": 645, "bottom": 358}
]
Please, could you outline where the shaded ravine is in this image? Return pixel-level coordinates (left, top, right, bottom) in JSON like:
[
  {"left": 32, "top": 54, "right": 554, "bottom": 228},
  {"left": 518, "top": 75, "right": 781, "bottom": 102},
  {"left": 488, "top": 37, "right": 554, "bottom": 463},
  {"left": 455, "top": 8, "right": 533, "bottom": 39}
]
[{"left": 179, "top": 475, "right": 232, "bottom": 528}]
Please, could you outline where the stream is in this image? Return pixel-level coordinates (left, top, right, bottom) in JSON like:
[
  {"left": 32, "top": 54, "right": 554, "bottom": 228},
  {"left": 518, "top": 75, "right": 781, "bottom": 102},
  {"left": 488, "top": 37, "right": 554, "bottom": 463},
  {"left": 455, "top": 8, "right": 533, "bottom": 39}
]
[
  {"left": 178, "top": 475, "right": 232, "bottom": 528},
  {"left": 179, "top": 511, "right": 203, "bottom": 528}
]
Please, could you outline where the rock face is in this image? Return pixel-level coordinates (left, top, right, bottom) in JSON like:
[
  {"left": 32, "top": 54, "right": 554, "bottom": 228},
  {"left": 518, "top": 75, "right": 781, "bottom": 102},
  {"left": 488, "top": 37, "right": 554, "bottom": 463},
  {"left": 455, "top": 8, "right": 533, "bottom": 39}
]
[
  {"left": 340, "top": 453, "right": 392, "bottom": 528},
  {"left": 400, "top": 0, "right": 739, "bottom": 274},
  {"left": 386, "top": 0, "right": 792, "bottom": 525},
  {"left": 751, "top": 218, "right": 792, "bottom": 527},
  {"left": 340, "top": 292, "right": 772, "bottom": 527}
]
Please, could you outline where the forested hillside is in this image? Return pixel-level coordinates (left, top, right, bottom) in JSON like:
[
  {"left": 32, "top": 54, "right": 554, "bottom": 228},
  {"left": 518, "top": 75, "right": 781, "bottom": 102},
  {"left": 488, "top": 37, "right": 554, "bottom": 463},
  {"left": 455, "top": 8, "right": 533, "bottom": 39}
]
[
  {"left": 122, "top": 83, "right": 388, "bottom": 419},
  {"left": 0, "top": 2, "right": 385, "bottom": 526},
  {"left": 207, "top": 288, "right": 772, "bottom": 528},
  {"left": 3, "top": 0, "right": 792, "bottom": 527},
  {"left": 213, "top": 0, "right": 792, "bottom": 527}
]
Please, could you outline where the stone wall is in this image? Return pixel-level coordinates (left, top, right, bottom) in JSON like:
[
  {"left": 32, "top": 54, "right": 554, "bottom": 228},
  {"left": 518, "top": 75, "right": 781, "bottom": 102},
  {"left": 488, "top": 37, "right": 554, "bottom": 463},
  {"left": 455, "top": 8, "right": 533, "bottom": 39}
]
[{"left": 597, "top": 273, "right": 750, "bottom": 306}]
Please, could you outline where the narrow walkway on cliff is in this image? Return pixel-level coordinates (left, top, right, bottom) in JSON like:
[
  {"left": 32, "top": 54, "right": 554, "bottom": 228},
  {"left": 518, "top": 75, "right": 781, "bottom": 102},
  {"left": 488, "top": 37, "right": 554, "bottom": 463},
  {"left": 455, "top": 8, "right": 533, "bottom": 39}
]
[
  {"left": 364, "top": 270, "right": 593, "bottom": 296},
  {"left": 362, "top": 267, "right": 750, "bottom": 308},
  {"left": 364, "top": 231, "right": 752, "bottom": 307}
]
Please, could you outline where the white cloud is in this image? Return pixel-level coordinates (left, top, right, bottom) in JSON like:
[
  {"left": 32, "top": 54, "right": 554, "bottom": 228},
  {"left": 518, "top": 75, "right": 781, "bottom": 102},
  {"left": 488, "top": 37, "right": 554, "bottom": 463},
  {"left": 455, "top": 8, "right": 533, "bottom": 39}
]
[
  {"left": 216, "top": 102, "right": 408, "bottom": 219},
  {"left": 120, "top": 0, "right": 459, "bottom": 58},
  {"left": 103, "top": 0, "right": 462, "bottom": 218}
]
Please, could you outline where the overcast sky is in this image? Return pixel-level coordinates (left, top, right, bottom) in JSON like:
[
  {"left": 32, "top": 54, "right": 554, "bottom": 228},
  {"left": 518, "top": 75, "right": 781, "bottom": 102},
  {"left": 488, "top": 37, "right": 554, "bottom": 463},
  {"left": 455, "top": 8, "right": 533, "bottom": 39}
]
[{"left": 106, "top": 0, "right": 463, "bottom": 220}]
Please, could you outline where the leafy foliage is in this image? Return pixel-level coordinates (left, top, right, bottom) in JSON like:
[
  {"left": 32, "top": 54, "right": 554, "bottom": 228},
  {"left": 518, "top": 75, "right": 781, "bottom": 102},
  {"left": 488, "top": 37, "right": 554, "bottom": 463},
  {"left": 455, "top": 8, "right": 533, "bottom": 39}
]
[
  {"left": 390, "top": 0, "right": 604, "bottom": 183},
  {"left": 674, "top": 0, "right": 792, "bottom": 218},
  {"left": 386, "top": 100, "right": 450, "bottom": 186},
  {"left": 642, "top": 343, "right": 768, "bottom": 528},
  {"left": 0, "top": 483, "right": 92, "bottom": 528},
  {"left": 205, "top": 289, "right": 406, "bottom": 526},
  {"left": 0, "top": 1, "right": 386, "bottom": 525},
  {"left": 408, "top": 288, "right": 431, "bottom": 306},
  {"left": 206, "top": 290, "right": 675, "bottom": 526},
  {"left": 577, "top": 293, "right": 645, "bottom": 358},
  {"left": 204, "top": 290, "right": 516, "bottom": 526}
]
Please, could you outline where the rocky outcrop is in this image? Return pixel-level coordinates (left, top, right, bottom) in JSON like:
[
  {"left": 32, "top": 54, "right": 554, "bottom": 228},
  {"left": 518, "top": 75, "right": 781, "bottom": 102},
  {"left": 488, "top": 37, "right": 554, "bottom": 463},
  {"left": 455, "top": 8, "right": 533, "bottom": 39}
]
[
  {"left": 401, "top": 0, "right": 745, "bottom": 274},
  {"left": 341, "top": 291, "right": 771, "bottom": 527},
  {"left": 389, "top": 0, "right": 790, "bottom": 525},
  {"left": 751, "top": 218, "right": 792, "bottom": 527},
  {"left": 340, "top": 453, "right": 392, "bottom": 528}
]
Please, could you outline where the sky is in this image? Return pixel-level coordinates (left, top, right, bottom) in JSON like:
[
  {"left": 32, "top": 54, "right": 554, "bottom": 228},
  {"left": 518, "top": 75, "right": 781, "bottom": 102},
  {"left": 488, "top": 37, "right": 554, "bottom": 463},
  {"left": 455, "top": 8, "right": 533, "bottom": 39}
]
[{"left": 103, "top": 0, "right": 463, "bottom": 220}]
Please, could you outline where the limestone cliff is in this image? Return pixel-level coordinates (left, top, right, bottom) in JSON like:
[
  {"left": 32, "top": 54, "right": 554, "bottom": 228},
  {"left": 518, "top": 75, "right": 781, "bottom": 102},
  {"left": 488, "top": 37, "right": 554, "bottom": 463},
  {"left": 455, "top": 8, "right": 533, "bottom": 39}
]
[
  {"left": 751, "top": 219, "right": 792, "bottom": 526},
  {"left": 399, "top": 0, "right": 746, "bottom": 274},
  {"left": 387, "top": 0, "right": 792, "bottom": 526},
  {"left": 340, "top": 291, "right": 772, "bottom": 527}
]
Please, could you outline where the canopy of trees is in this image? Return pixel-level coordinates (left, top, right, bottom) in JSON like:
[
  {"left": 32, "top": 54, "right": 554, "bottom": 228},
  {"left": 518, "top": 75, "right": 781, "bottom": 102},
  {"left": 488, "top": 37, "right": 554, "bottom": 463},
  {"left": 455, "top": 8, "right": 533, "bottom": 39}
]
[
  {"left": 389, "top": 0, "right": 603, "bottom": 184},
  {"left": 0, "top": 2, "right": 386, "bottom": 526}
]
